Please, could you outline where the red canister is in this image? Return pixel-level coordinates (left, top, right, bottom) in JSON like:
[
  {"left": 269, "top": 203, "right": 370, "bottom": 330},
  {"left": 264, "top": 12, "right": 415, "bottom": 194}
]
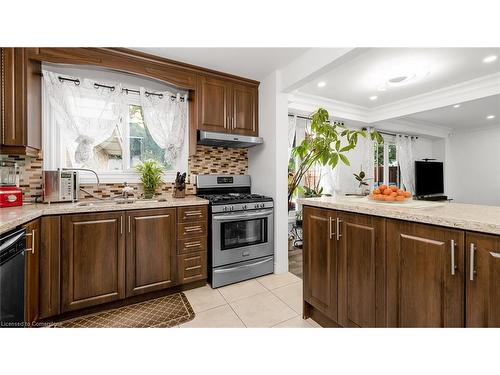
[{"left": 0, "top": 186, "right": 23, "bottom": 207}]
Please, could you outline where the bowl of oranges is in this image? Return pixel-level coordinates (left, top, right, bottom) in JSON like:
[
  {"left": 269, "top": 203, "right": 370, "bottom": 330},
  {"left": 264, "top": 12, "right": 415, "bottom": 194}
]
[{"left": 368, "top": 185, "right": 412, "bottom": 203}]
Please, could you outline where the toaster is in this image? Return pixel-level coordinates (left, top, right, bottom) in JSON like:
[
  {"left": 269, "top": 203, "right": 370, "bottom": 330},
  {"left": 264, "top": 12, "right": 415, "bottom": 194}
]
[{"left": 42, "top": 170, "right": 79, "bottom": 203}]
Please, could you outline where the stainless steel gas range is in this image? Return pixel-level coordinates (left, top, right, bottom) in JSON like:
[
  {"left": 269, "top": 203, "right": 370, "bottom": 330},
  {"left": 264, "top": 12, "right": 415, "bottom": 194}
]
[{"left": 197, "top": 175, "right": 274, "bottom": 288}]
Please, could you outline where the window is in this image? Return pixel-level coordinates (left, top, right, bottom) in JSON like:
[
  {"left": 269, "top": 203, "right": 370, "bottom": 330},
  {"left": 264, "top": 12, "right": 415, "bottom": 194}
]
[
  {"left": 42, "top": 68, "right": 188, "bottom": 183},
  {"left": 374, "top": 138, "right": 400, "bottom": 187}
]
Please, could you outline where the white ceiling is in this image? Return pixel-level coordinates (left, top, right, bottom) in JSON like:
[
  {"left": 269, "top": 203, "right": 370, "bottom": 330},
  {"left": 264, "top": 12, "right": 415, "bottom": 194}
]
[
  {"left": 131, "top": 48, "right": 309, "bottom": 81},
  {"left": 297, "top": 48, "right": 500, "bottom": 108},
  {"left": 402, "top": 94, "right": 500, "bottom": 130}
]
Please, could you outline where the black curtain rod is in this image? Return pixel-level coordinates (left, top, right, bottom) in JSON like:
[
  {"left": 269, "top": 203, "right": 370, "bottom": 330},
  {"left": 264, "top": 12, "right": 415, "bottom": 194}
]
[
  {"left": 57, "top": 76, "right": 186, "bottom": 101},
  {"left": 362, "top": 127, "right": 418, "bottom": 139},
  {"left": 288, "top": 113, "right": 311, "bottom": 121}
]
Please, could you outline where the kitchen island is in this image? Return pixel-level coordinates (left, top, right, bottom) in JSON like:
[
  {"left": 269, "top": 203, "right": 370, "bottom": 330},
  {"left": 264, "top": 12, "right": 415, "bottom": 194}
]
[{"left": 298, "top": 196, "right": 500, "bottom": 328}]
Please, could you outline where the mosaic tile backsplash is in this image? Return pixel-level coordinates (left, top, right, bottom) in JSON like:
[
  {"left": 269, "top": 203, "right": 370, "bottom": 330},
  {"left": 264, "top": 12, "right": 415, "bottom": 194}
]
[{"left": 0, "top": 145, "right": 248, "bottom": 202}]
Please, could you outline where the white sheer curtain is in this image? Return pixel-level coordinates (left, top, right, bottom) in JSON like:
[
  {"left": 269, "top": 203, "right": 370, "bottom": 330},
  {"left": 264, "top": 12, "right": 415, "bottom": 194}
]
[
  {"left": 319, "top": 164, "right": 340, "bottom": 196},
  {"left": 361, "top": 129, "right": 376, "bottom": 189},
  {"left": 288, "top": 115, "right": 297, "bottom": 160},
  {"left": 42, "top": 70, "right": 127, "bottom": 167},
  {"left": 139, "top": 89, "right": 188, "bottom": 166},
  {"left": 396, "top": 135, "right": 417, "bottom": 193}
]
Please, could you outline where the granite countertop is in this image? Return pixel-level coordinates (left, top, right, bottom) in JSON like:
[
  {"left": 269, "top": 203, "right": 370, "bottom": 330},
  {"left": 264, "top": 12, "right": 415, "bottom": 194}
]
[
  {"left": 0, "top": 196, "right": 209, "bottom": 235},
  {"left": 297, "top": 196, "right": 500, "bottom": 236}
]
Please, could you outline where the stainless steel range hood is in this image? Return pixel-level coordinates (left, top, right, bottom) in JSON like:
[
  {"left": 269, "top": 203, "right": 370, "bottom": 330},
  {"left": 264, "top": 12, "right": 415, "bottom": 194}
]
[{"left": 197, "top": 130, "right": 263, "bottom": 148}]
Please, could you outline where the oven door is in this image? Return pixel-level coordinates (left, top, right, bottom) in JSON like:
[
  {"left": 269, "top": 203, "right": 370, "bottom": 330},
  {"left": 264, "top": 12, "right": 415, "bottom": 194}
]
[{"left": 212, "top": 208, "right": 274, "bottom": 267}]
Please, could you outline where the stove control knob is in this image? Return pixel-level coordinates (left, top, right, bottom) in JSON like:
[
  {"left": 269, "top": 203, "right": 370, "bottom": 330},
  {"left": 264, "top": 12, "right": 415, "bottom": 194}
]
[
  {"left": 223, "top": 206, "right": 228, "bottom": 212},
  {"left": 230, "top": 205, "right": 234, "bottom": 211},
  {"left": 254, "top": 203, "right": 259, "bottom": 209},
  {"left": 260, "top": 203, "right": 265, "bottom": 208},
  {"left": 242, "top": 204, "right": 247, "bottom": 210}
]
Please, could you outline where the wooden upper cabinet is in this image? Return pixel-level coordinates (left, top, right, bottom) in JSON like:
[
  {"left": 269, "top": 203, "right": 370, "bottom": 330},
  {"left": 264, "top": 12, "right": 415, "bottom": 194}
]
[
  {"left": 466, "top": 232, "right": 500, "bottom": 327},
  {"left": 0, "top": 48, "right": 41, "bottom": 156},
  {"left": 386, "top": 220, "right": 465, "bottom": 327},
  {"left": 197, "top": 75, "right": 259, "bottom": 137},
  {"left": 337, "top": 212, "right": 386, "bottom": 328},
  {"left": 24, "top": 218, "right": 40, "bottom": 324},
  {"left": 198, "top": 76, "right": 230, "bottom": 132},
  {"left": 61, "top": 212, "right": 125, "bottom": 312},
  {"left": 126, "top": 208, "right": 177, "bottom": 297},
  {"left": 303, "top": 206, "right": 338, "bottom": 321},
  {"left": 232, "top": 84, "right": 258, "bottom": 136}
]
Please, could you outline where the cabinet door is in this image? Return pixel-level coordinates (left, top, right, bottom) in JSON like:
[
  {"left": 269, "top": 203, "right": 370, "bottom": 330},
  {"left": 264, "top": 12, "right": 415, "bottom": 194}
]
[
  {"left": 1, "top": 48, "right": 16, "bottom": 146},
  {"left": 198, "top": 76, "right": 230, "bottom": 133},
  {"left": 39, "top": 216, "right": 61, "bottom": 319},
  {"left": 232, "top": 83, "right": 258, "bottom": 136},
  {"left": 303, "top": 206, "right": 338, "bottom": 321},
  {"left": 387, "top": 220, "right": 464, "bottom": 327},
  {"left": 126, "top": 208, "right": 177, "bottom": 297},
  {"left": 337, "top": 212, "right": 386, "bottom": 327},
  {"left": 24, "top": 219, "right": 40, "bottom": 324},
  {"left": 62, "top": 212, "right": 125, "bottom": 312},
  {"left": 466, "top": 232, "right": 500, "bottom": 327}
]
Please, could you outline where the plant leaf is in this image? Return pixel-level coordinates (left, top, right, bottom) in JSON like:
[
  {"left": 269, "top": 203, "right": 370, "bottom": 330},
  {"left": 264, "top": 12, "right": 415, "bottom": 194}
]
[{"left": 339, "top": 153, "right": 350, "bottom": 166}]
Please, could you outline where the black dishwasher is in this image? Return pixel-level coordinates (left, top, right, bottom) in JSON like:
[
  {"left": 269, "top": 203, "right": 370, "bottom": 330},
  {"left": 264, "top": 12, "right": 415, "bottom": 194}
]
[{"left": 0, "top": 228, "right": 26, "bottom": 327}]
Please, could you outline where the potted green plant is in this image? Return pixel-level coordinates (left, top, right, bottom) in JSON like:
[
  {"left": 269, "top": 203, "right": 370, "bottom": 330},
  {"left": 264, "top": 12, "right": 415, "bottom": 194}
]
[
  {"left": 353, "top": 166, "right": 372, "bottom": 196},
  {"left": 135, "top": 159, "right": 164, "bottom": 199},
  {"left": 288, "top": 108, "right": 382, "bottom": 204}
]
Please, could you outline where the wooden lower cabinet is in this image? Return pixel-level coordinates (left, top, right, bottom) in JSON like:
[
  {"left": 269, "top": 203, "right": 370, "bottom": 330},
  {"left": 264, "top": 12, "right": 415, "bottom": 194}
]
[
  {"left": 23, "top": 219, "right": 40, "bottom": 324},
  {"left": 466, "top": 232, "right": 500, "bottom": 327},
  {"left": 61, "top": 212, "right": 125, "bottom": 312},
  {"left": 386, "top": 220, "right": 465, "bottom": 327},
  {"left": 337, "top": 212, "right": 386, "bottom": 327},
  {"left": 303, "top": 206, "right": 338, "bottom": 321},
  {"left": 126, "top": 208, "right": 177, "bottom": 297},
  {"left": 39, "top": 216, "right": 61, "bottom": 319}
]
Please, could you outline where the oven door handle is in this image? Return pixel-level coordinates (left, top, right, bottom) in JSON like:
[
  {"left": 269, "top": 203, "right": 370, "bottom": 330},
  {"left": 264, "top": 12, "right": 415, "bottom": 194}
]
[{"left": 212, "top": 209, "right": 274, "bottom": 221}]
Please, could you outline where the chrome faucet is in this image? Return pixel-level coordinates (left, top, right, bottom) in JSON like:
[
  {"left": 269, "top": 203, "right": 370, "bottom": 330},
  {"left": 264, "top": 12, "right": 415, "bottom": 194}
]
[{"left": 121, "top": 182, "right": 134, "bottom": 199}]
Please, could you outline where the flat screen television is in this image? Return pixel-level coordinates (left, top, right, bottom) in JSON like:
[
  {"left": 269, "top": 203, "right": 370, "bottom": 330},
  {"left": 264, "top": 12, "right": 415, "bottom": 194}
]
[{"left": 415, "top": 161, "right": 444, "bottom": 196}]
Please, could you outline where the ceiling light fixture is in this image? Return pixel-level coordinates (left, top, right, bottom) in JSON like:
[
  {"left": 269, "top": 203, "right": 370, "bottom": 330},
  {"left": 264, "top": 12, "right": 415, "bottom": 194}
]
[
  {"left": 453, "top": 104, "right": 460, "bottom": 108},
  {"left": 377, "top": 67, "right": 430, "bottom": 92},
  {"left": 486, "top": 115, "right": 496, "bottom": 120},
  {"left": 483, "top": 55, "right": 498, "bottom": 63},
  {"left": 369, "top": 95, "right": 378, "bottom": 101},
  {"left": 317, "top": 81, "right": 326, "bottom": 88}
]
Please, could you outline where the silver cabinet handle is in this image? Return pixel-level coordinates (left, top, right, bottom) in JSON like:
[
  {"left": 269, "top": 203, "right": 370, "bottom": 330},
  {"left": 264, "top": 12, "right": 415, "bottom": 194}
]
[
  {"left": 490, "top": 251, "right": 500, "bottom": 259},
  {"left": 128, "top": 216, "right": 131, "bottom": 233},
  {"left": 185, "top": 241, "right": 202, "bottom": 248},
  {"left": 25, "top": 229, "right": 35, "bottom": 254},
  {"left": 450, "top": 239, "right": 456, "bottom": 275},
  {"left": 185, "top": 211, "right": 202, "bottom": 217},
  {"left": 120, "top": 216, "right": 123, "bottom": 235},
  {"left": 185, "top": 226, "right": 202, "bottom": 232},
  {"left": 329, "top": 217, "right": 334, "bottom": 239},
  {"left": 470, "top": 243, "right": 475, "bottom": 281},
  {"left": 336, "top": 218, "right": 342, "bottom": 241}
]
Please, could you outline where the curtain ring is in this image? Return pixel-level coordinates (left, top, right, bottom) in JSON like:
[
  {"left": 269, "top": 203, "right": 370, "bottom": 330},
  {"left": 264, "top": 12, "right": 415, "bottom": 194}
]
[{"left": 159, "top": 93, "right": 164, "bottom": 99}]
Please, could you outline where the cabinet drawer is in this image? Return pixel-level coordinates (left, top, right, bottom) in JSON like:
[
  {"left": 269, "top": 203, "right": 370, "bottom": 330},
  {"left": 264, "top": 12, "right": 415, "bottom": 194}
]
[
  {"left": 178, "top": 221, "right": 207, "bottom": 239},
  {"left": 178, "top": 252, "right": 207, "bottom": 284},
  {"left": 177, "top": 206, "right": 207, "bottom": 223},
  {"left": 178, "top": 237, "right": 207, "bottom": 255}
]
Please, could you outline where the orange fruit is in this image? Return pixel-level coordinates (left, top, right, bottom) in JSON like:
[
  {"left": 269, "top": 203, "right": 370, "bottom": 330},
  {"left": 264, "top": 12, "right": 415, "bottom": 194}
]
[
  {"left": 373, "top": 188, "right": 381, "bottom": 195},
  {"left": 385, "top": 195, "right": 396, "bottom": 201},
  {"left": 397, "top": 189, "right": 405, "bottom": 196},
  {"left": 403, "top": 191, "right": 411, "bottom": 198},
  {"left": 383, "top": 189, "right": 392, "bottom": 195},
  {"left": 379, "top": 184, "right": 388, "bottom": 191},
  {"left": 395, "top": 195, "right": 405, "bottom": 201},
  {"left": 390, "top": 192, "right": 398, "bottom": 197},
  {"left": 390, "top": 186, "right": 398, "bottom": 192}
]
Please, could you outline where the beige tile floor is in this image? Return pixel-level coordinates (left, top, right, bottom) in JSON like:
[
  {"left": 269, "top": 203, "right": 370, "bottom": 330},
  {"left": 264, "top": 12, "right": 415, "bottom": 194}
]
[{"left": 180, "top": 272, "right": 320, "bottom": 328}]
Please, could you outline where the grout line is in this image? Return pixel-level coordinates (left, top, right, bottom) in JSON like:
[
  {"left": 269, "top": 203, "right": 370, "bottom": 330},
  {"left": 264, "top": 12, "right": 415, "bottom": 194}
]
[
  {"left": 217, "top": 287, "right": 247, "bottom": 328},
  {"left": 269, "top": 283, "right": 304, "bottom": 315},
  {"left": 270, "top": 315, "right": 312, "bottom": 328}
]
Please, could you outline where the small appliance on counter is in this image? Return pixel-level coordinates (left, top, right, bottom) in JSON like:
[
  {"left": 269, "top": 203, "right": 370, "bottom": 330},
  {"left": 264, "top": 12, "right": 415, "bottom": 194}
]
[
  {"left": 197, "top": 174, "right": 274, "bottom": 288},
  {"left": 0, "top": 161, "right": 22, "bottom": 208},
  {"left": 42, "top": 169, "right": 80, "bottom": 203}
]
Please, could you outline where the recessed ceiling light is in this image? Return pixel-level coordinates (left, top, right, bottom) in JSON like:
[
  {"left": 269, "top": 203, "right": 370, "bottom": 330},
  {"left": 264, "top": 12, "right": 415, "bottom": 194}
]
[
  {"left": 317, "top": 81, "right": 326, "bottom": 88},
  {"left": 453, "top": 104, "right": 460, "bottom": 108},
  {"left": 486, "top": 115, "right": 495, "bottom": 120},
  {"left": 369, "top": 95, "right": 378, "bottom": 101},
  {"left": 483, "top": 55, "right": 498, "bottom": 63}
]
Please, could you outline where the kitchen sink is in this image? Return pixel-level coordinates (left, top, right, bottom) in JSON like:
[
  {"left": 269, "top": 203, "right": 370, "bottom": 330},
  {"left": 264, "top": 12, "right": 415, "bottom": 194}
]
[{"left": 75, "top": 198, "right": 167, "bottom": 206}]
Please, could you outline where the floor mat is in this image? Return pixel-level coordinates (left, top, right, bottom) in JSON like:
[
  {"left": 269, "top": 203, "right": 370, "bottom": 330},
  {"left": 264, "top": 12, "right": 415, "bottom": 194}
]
[{"left": 53, "top": 293, "right": 195, "bottom": 328}]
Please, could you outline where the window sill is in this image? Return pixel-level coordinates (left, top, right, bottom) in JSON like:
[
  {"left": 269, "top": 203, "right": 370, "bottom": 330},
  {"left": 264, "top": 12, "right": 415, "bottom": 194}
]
[{"left": 78, "top": 171, "right": 179, "bottom": 185}]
